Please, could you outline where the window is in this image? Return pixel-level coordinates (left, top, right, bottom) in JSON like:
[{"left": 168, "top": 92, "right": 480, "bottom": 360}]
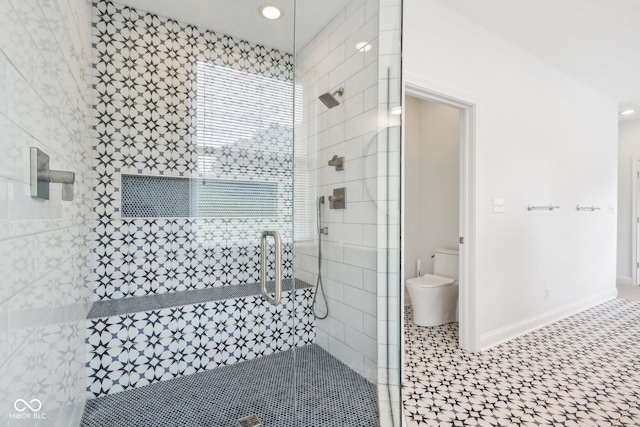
[{"left": 194, "top": 61, "right": 294, "bottom": 223}]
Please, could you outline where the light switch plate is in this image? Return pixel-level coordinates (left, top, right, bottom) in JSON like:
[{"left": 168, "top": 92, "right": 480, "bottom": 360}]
[{"left": 493, "top": 198, "right": 505, "bottom": 213}]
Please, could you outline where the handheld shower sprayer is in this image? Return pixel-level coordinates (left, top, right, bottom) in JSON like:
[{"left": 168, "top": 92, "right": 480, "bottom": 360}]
[
  {"left": 317, "top": 196, "right": 328, "bottom": 235},
  {"left": 313, "top": 196, "right": 329, "bottom": 319}
]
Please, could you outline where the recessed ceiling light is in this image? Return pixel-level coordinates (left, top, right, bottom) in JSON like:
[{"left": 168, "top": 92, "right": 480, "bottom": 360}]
[
  {"left": 620, "top": 109, "right": 635, "bottom": 116},
  {"left": 356, "top": 42, "right": 372, "bottom": 52},
  {"left": 391, "top": 106, "right": 402, "bottom": 115},
  {"left": 259, "top": 5, "right": 282, "bottom": 20}
]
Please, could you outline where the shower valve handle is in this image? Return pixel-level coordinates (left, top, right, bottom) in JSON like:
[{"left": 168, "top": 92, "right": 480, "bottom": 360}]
[{"left": 328, "top": 187, "right": 346, "bottom": 209}]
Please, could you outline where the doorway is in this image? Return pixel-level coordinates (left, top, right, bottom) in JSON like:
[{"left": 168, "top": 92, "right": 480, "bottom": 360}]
[
  {"left": 403, "top": 95, "right": 460, "bottom": 301},
  {"left": 402, "top": 82, "right": 476, "bottom": 352},
  {"left": 633, "top": 159, "right": 640, "bottom": 285}
]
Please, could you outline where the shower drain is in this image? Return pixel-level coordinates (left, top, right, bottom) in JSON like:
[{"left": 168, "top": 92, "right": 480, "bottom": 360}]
[{"left": 238, "top": 414, "right": 262, "bottom": 427}]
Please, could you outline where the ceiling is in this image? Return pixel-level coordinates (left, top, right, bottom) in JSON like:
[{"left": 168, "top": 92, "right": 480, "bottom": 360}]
[
  {"left": 434, "top": 0, "right": 640, "bottom": 122},
  {"left": 113, "top": 0, "right": 640, "bottom": 122},
  {"left": 113, "top": 0, "right": 350, "bottom": 53}
]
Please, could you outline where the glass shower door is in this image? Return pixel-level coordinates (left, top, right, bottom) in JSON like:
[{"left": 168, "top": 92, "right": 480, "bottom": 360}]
[
  {"left": 292, "top": 0, "right": 403, "bottom": 425},
  {"left": 88, "top": 0, "right": 300, "bottom": 424},
  {"left": 85, "top": 0, "right": 402, "bottom": 424},
  {"left": 188, "top": 13, "right": 299, "bottom": 424}
]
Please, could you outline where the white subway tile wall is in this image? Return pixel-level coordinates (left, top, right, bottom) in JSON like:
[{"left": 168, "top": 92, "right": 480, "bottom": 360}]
[
  {"left": 376, "top": 0, "right": 402, "bottom": 401},
  {"left": 0, "top": 0, "right": 94, "bottom": 426},
  {"left": 295, "top": 0, "right": 403, "bottom": 423},
  {"left": 294, "top": 0, "right": 382, "bottom": 383}
]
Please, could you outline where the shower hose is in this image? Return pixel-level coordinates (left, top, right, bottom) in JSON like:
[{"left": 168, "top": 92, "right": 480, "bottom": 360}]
[{"left": 313, "top": 196, "right": 329, "bottom": 319}]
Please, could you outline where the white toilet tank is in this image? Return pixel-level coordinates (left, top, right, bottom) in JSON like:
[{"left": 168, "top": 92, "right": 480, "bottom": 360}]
[{"left": 433, "top": 248, "right": 459, "bottom": 279}]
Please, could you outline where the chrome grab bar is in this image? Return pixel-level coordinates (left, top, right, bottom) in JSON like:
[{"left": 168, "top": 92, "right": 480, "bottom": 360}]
[{"left": 260, "top": 230, "right": 282, "bottom": 306}]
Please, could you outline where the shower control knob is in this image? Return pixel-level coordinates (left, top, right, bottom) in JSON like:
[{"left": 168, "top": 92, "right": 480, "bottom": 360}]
[{"left": 328, "top": 187, "right": 346, "bottom": 209}]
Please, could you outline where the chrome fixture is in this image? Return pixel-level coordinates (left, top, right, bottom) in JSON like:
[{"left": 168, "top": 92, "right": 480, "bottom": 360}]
[
  {"left": 260, "top": 230, "right": 282, "bottom": 306},
  {"left": 313, "top": 196, "right": 329, "bottom": 319},
  {"left": 576, "top": 205, "right": 601, "bottom": 212},
  {"left": 328, "top": 155, "right": 344, "bottom": 171},
  {"left": 30, "top": 147, "right": 75, "bottom": 201},
  {"left": 317, "top": 197, "right": 328, "bottom": 235},
  {"left": 318, "top": 87, "right": 344, "bottom": 109},
  {"left": 328, "top": 187, "right": 346, "bottom": 209},
  {"left": 527, "top": 205, "right": 560, "bottom": 211}
]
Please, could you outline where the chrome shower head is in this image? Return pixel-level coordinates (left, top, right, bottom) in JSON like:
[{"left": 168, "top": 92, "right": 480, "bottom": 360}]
[{"left": 318, "top": 88, "right": 344, "bottom": 109}]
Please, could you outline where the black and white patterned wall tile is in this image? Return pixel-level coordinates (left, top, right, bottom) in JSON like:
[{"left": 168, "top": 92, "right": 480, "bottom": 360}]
[
  {"left": 92, "top": 0, "right": 293, "bottom": 214},
  {"left": 86, "top": 288, "right": 315, "bottom": 398},
  {"left": 92, "top": 0, "right": 295, "bottom": 301},
  {"left": 92, "top": 218, "right": 293, "bottom": 300},
  {"left": 403, "top": 299, "right": 640, "bottom": 426}
]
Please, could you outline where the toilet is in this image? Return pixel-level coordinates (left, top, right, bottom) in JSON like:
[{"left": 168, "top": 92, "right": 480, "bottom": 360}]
[{"left": 406, "top": 248, "right": 459, "bottom": 327}]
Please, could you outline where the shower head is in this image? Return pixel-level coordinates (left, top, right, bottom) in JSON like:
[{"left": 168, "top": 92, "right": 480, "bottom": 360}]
[{"left": 318, "top": 88, "right": 344, "bottom": 109}]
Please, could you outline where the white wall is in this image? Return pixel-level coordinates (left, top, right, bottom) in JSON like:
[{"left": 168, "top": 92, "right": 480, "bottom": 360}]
[
  {"left": 0, "top": 0, "right": 93, "bottom": 425},
  {"left": 404, "top": 96, "right": 459, "bottom": 287},
  {"left": 617, "top": 119, "right": 640, "bottom": 285},
  {"left": 404, "top": 0, "right": 619, "bottom": 349},
  {"left": 295, "top": 0, "right": 381, "bottom": 382}
]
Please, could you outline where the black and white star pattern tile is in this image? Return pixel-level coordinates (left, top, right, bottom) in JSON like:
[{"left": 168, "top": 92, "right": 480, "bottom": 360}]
[
  {"left": 92, "top": 0, "right": 295, "bottom": 301},
  {"left": 402, "top": 299, "right": 640, "bottom": 426}
]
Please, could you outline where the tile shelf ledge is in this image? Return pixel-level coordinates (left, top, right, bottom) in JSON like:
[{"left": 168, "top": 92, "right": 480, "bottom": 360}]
[{"left": 87, "top": 279, "right": 311, "bottom": 319}]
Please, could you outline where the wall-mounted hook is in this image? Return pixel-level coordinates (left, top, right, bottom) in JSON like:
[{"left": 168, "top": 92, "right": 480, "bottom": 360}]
[{"left": 30, "top": 148, "right": 75, "bottom": 201}]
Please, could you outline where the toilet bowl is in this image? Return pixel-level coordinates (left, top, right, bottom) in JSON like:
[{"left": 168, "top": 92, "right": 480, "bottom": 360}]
[{"left": 406, "top": 248, "right": 459, "bottom": 327}]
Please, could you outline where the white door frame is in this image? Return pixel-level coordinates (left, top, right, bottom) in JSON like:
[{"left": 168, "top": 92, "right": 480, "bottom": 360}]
[
  {"left": 402, "top": 77, "right": 478, "bottom": 352},
  {"left": 633, "top": 158, "right": 640, "bottom": 286}
]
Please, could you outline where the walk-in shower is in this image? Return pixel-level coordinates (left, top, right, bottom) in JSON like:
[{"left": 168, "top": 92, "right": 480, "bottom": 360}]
[{"left": 0, "top": 0, "right": 402, "bottom": 425}]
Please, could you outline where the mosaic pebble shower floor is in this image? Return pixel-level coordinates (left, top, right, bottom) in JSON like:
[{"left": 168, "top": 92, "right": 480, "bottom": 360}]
[{"left": 81, "top": 344, "right": 379, "bottom": 426}]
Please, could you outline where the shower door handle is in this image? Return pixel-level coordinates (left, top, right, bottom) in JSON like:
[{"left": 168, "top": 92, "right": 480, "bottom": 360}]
[{"left": 260, "top": 230, "right": 282, "bottom": 306}]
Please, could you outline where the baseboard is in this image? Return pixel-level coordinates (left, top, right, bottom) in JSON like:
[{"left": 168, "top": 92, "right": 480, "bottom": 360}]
[
  {"left": 478, "top": 289, "right": 617, "bottom": 351},
  {"left": 617, "top": 275, "right": 634, "bottom": 286}
]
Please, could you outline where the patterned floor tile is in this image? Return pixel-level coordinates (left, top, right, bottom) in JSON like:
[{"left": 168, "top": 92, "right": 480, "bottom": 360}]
[{"left": 403, "top": 299, "right": 640, "bottom": 427}]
